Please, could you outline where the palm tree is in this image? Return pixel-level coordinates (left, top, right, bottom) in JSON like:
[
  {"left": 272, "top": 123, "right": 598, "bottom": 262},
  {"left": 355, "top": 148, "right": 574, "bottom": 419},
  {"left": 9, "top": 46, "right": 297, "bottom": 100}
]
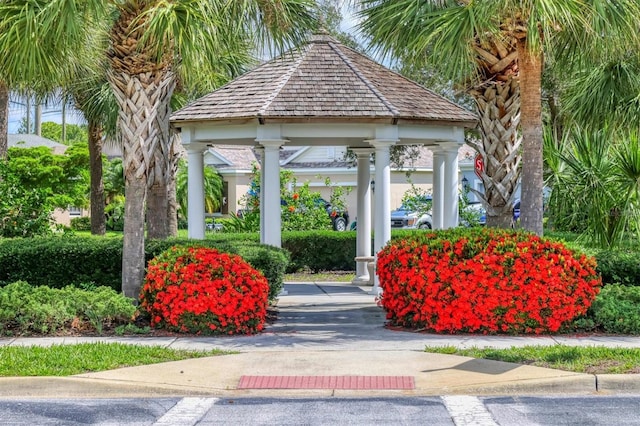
[
  {"left": 357, "top": 0, "right": 640, "bottom": 235},
  {"left": 107, "top": 1, "right": 315, "bottom": 298},
  {"left": 0, "top": 0, "right": 100, "bottom": 159},
  {"left": 2, "top": 0, "right": 316, "bottom": 299}
]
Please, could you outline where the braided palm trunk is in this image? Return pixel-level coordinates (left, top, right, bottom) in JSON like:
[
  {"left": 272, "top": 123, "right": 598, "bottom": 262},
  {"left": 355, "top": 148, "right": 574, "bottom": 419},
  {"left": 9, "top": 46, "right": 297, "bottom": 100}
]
[
  {"left": 467, "top": 39, "right": 521, "bottom": 228},
  {"left": 109, "top": 70, "right": 175, "bottom": 299},
  {"left": 468, "top": 77, "right": 521, "bottom": 228},
  {"left": 145, "top": 76, "right": 176, "bottom": 239}
]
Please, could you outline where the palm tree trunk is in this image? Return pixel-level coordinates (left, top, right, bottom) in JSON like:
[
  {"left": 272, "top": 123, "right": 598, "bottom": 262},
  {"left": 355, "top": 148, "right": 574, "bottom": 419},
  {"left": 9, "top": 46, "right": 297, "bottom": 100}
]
[
  {"left": 110, "top": 70, "right": 175, "bottom": 299},
  {"left": 0, "top": 81, "right": 8, "bottom": 160},
  {"left": 468, "top": 77, "right": 521, "bottom": 228},
  {"left": 146, "top": 75, "right": 175, "bottom": 240},
  {"left": 88, "top": 120, "right": 106, "bottom": 235},
  {"left": 517, "top": 42, "right": 544, "bottom": 235},
  {"left": 166, "top": 132, "right": 181, "bottom": 236}
]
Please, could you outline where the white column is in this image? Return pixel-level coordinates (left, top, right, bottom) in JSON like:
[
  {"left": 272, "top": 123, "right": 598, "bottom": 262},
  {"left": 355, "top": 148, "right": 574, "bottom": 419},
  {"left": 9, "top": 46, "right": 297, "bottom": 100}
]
[
  {"left": 255, "top": 146, "right": 266, "bottom": 243},
  {"left": 351, "top": 148, "right": 374, "bottom": 284},
  {"left": 187, "top": 147, "right": 206, "bottom": 239},
  {"left": 431, "top": 146, "right": 445, "bottom": 230},
  {"left": 443, "top": 144, "right": 460, "bottom": 228},
  {"left": 258, "top": 140, "right": 286, "bottom": 247},
  {"left": 370, "top": 140, "right": 395, "bottom": 295}
]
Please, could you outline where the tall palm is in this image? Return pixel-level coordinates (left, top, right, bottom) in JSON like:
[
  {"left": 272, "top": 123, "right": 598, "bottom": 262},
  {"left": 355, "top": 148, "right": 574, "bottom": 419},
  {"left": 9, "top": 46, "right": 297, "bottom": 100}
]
[
  {"left": 0, "top": 0, "right": 101, "bottom": 159},
  {"left": 357, "top": 0, "right": 640, "bottom": 235},
  {"left": 108, "top": 1, "right": 315, "bottom": 298}
]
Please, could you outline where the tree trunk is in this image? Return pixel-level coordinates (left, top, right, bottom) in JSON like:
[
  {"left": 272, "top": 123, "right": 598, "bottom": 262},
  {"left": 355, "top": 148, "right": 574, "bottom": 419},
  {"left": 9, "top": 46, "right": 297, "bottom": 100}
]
[
  {"left": 166, "top": 132, "right": 182, "bottom": 237},
  {"left": 468, "top": 77, "right": 521, "bottom": 229},
  {"left": 145, "top": 74, "right": 175, "bottom": 240},
  {"left": 122, "top": 177, "right": 146, "bottom": 300},
  {"left": 146, "top": 182, "right": 168, "bottom": 238},
  {"left": 88, "top": 120, "right": 106, "bottom": 235},
  {"left": 109, "top": 70, "right": 176, "bottom": 300},
  {"left": 0, "top": 81, "right": 8, "bottom": 160},
  {"left": 517, "top": 42, "right": 544, "bottom": 236}
]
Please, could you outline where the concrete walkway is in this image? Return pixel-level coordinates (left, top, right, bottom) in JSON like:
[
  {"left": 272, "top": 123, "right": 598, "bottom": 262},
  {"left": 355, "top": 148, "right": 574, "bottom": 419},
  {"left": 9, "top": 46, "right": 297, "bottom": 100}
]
[{"left": 1, "top": 282, "right": 640, "bottom": 398}]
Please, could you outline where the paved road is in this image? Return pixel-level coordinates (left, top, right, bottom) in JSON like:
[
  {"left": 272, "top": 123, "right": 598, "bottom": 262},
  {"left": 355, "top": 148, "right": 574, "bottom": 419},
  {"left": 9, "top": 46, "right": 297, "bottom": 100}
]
[{"left": 1, "top": 395, "right": 640, "bottom": 425}]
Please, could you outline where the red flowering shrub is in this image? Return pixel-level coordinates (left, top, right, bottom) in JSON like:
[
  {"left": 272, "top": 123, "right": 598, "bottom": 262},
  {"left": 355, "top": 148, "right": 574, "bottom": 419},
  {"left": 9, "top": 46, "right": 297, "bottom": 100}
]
[
  {"left": 377, "top": 228, "right": 602, "bottom": 334},
  {"left": 140, "top": 246, "right": 270, "bottom": 335}
]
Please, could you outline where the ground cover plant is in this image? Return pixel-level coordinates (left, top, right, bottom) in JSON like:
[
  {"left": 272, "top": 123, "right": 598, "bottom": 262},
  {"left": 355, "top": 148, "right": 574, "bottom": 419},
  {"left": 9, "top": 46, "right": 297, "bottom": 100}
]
[
  {"left": 377, "top": 228, "right": 602, "bottom": 334},
  {"left": 140, "top": 246, "right": 270, "bottom": 335},
  {"left": 0, "top": 343, "right": 228, "bottom": 376},
  {"left": 425, "top": 345, "right": 640, "bottom": 374},
  {"left": 0, "top": 281, "right": 135, "bottom": 336}
]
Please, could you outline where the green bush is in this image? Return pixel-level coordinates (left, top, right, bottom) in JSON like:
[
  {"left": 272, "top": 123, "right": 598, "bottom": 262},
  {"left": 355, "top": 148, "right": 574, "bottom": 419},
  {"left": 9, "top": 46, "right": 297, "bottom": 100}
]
[
  {"left": 282, "top": 231, "right": 356, "bottom": 272},
  {"left": 590, "top": 284, "right": 640, "bottom": 334},
  {"left": 594, "top": 250, "right": 640, "bottom": 286},
  {"left": 0, "top": 236, "right": 288, "bottom": 299},
  {"left": 0, "top": 281, "right": 135, "bottom": 336},
  {"left": 70, "top": 217, "right": 91, "bottom": 231}
]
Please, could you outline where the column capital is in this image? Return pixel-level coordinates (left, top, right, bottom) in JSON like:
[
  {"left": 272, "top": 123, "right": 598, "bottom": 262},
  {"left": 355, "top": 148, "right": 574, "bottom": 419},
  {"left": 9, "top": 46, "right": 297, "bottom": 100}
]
[
  {"left": 366, "top": 139, "right": 397, "bottom": 149},
  {"left": 435, "top": 141, "right": 462, "bottom": 152},
  {"left": 256, "top": 139, "right": 288, "bottom": 149},
  {"left": 350, "top": 147, "right": 375, "bottom": 157}
]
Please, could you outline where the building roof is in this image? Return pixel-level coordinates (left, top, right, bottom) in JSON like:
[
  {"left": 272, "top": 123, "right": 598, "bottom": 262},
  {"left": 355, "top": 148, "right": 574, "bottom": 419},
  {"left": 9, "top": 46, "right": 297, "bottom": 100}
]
[
  {"left": 8, "top": 133, "right": 68, "bottom": 154},
  {"left": 171, "top": 33, "right": 477, "bottom": 126}
]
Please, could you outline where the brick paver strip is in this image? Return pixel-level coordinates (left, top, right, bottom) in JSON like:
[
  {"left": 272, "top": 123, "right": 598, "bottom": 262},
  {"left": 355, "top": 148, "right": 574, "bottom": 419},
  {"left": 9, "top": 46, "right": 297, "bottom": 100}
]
[{"left": 238, "top": 376, "right": 415, "bottom": 390}]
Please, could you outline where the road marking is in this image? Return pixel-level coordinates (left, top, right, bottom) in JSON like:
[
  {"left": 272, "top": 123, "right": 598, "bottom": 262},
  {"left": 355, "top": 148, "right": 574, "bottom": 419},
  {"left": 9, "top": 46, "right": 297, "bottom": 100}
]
[
  {"left": 154, "top": 397, "right": 218, "bottom": 426},
  {"left": 442, "top": 395, "right": 498, "bottom": 426}
]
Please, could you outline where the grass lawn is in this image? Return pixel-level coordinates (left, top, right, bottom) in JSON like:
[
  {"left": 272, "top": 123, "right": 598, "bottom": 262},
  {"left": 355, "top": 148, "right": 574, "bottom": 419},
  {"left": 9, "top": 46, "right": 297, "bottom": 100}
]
[
  {"left": 425, "top": 345, "right": 640, "bottom": 374},
  {"left": 0, "top": 343, "right": 230, "bottom": 377}
]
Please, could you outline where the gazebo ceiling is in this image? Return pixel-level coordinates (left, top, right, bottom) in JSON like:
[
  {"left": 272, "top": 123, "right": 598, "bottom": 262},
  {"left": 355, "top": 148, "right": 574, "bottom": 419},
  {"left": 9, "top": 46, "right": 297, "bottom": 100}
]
[{"left": 170, "top": 33, "right": 477, "bottom": 128}]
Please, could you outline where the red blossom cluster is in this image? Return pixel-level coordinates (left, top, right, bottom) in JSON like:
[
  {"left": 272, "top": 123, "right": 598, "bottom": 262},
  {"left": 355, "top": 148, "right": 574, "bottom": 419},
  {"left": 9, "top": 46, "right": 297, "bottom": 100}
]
[
  {"left": 377, "top": 228, "right": 602, "bottom": 334},
  {"left": 140, "top": 246, "right": 270, "bottom": 335}
]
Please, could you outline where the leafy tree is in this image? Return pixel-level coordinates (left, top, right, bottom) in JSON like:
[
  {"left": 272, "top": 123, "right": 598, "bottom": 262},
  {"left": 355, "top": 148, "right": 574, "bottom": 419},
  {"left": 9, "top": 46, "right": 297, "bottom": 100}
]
[
  {"left": 40, "top": 122, "right": 88, "bottom": 145},
  {"left": 0, "top": 162, "right": 52, "bottom": 238},
  {"left": 357, "top": 0, "right": 640, "bottom": 235},
  {"left": 4, "top": 145, "right": 89, "bottom": 209}
]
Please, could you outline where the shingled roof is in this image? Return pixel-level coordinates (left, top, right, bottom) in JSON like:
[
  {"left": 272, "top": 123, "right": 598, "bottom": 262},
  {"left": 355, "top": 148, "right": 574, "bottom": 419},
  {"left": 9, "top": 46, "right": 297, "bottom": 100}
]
[{"left": 171, "top": 33, "right": 476, "bottom": 126}]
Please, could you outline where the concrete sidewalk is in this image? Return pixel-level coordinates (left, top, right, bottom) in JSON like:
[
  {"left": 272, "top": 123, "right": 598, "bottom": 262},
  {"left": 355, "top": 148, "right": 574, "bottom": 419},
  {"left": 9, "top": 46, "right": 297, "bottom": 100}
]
[{"left": 1, "top": 282, "right": 640, "bottom": 398}]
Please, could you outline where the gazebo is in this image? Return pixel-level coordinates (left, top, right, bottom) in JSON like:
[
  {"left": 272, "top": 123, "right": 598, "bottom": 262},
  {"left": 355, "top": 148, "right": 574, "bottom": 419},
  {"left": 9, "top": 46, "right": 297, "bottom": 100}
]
[{"left": 170, "top": 32, "right": 477, "bottom": 290}]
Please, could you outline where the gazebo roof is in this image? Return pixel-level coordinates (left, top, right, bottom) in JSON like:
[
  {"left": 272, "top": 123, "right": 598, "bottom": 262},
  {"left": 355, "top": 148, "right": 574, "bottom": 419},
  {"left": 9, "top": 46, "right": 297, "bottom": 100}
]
[{"left": 171, "top": 33, "right": 476, "bottom": 127}]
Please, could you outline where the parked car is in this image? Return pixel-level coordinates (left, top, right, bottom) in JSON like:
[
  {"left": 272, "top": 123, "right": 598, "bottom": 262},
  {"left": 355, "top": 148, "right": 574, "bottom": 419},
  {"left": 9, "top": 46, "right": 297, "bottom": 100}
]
[
  {"left": 390, "top": 196, "right": 432, "bottom": 229},
  {"left": 319, "top": 198, "right": 349, "bottom": 231}
]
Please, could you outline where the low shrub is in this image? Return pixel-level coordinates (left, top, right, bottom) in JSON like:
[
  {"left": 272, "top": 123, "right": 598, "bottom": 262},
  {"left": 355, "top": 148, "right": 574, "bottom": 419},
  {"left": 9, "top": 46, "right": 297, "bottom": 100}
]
[
  {"left": 0, "top": 236, "right": 288, "bottom": 299},
  {"left": 282, "top": 231, "right": 356, "bottom": 272},
  {"left": 377, "top": 228, "right": 602, "bottom": 334},
  {"left": 0, "top": 281, "right": 136, "bottom": 336},
  {"left": 70, "top": 217, "right": 91, "bottom": 231},
  {"left": 594, "top": 250, "right": 640, "bottom": 287},
  {"left": 590, "top": 285, "right": 640, "bottom": 334},
  {"left": 140, "top": 246, "right": 269, "bottom": 335}
]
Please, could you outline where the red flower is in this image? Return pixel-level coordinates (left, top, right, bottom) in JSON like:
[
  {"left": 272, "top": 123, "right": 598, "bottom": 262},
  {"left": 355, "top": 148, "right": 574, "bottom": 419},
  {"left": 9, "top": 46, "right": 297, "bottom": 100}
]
[
  {"left": 376, "top": 228, "right": 601, "bottom": 335},
  {"left": 140, "top": 246, "right": 270, "bottom": 335}
]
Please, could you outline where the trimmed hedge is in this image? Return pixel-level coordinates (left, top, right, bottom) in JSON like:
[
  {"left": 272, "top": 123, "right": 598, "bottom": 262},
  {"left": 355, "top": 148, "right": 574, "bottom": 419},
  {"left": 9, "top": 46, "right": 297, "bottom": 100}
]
[
  {"left": 0, "top": 236, "right": 288, "bottom": 299},
  {"left": 282, "top": 231, "right": 356, "bottom": 272}
]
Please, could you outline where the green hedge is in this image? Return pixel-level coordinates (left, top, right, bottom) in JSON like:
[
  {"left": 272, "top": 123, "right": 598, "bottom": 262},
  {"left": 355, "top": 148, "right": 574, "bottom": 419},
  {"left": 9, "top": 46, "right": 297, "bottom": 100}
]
[
  {"left": 589, "top": 284, "right": 640, "bottom": 334},
  {"left": 594, "top": 250, "right": 640, "bottom": 287},
  {"left": 0, "top": 236, "right": 288, "bottom": 300}
]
